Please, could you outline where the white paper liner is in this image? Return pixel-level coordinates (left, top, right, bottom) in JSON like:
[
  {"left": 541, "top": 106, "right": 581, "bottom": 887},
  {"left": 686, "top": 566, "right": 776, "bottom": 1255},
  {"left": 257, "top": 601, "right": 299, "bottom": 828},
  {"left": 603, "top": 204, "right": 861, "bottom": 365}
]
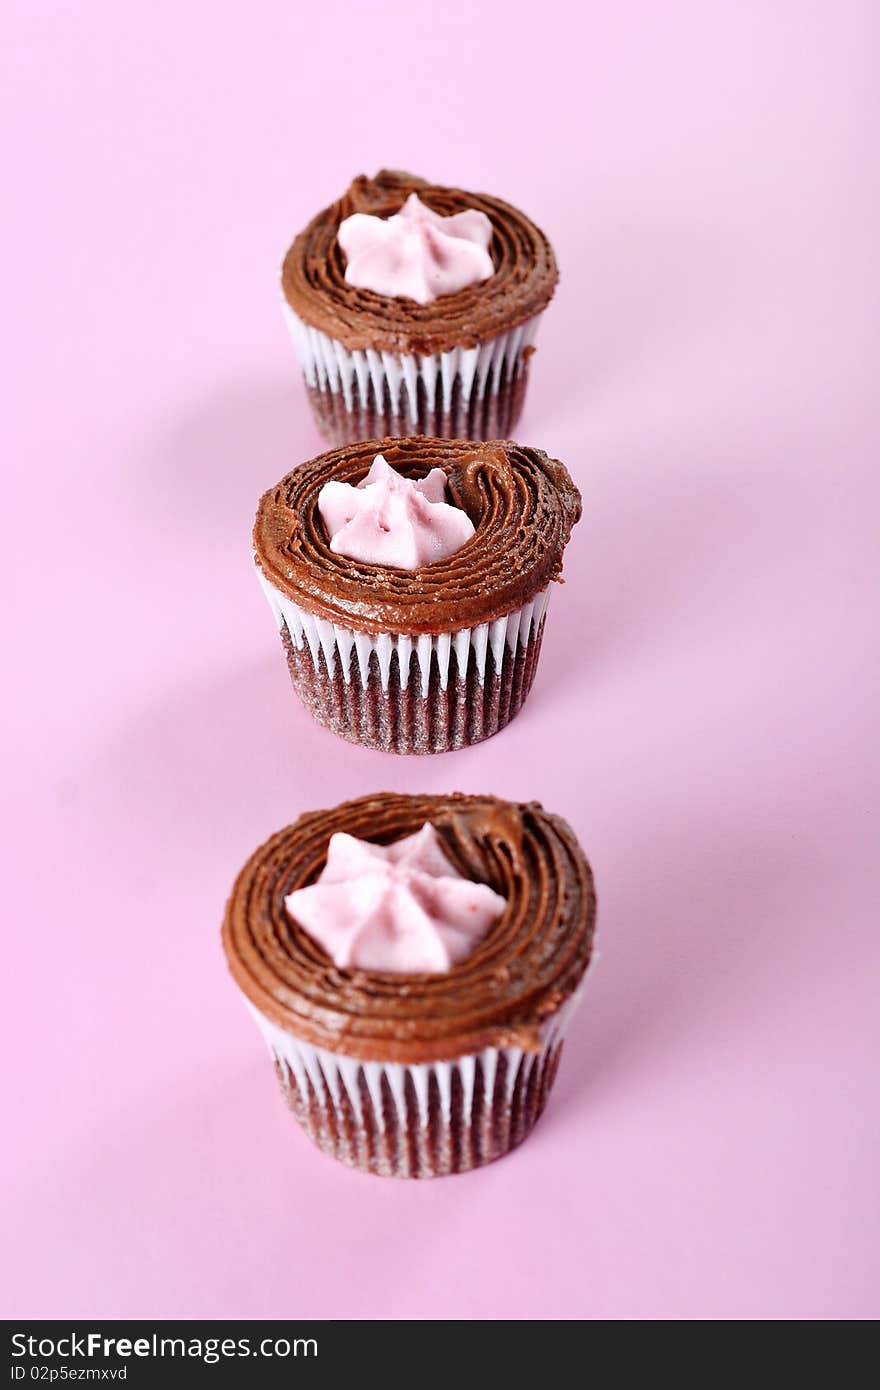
[
  {"left": 256, "top": 568, "right": 551, "bottom": 698},
  {"left": 281, "top": 300, "right": 542, "bottom": 427},
  {"left": 245, "top": 979, "right": 588, "bottom": 1176}
]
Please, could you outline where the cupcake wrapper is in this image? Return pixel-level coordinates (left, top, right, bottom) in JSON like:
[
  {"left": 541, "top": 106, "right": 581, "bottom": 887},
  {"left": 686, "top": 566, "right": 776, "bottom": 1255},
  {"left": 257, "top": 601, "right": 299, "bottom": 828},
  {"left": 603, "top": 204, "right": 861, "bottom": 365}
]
[
  {"left": 258, "top": 571, "right": 550, "bottom": 754},
  {"left": 247, "top": 988, "right": 585, "bottom": 1178},
  {"left": 282, "top": 302, "right": 542, "bottom": 445}
]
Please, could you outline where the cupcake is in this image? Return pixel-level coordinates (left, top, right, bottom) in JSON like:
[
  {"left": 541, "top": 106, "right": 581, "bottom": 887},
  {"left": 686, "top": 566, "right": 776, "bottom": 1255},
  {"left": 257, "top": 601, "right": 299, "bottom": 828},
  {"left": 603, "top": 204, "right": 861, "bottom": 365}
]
[
  {"left": 253, "top": 436, "right": 581, "bottom": 754},
  {"left": 222, "top": 792, "right": 597, "bottom": 1178},
  {"left": 281, "top": 170, "right": 558, "bottom": 445}
]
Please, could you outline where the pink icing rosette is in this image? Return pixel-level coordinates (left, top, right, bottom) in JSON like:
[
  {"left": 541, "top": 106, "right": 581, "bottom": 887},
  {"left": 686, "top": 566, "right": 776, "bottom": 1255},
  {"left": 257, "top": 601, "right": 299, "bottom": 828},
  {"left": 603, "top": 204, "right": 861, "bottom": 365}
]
[
  {"left": 285, "top": 823, "right": 507, "bottom": 973},
  {"left": 317, "top": 453, "right": 475, "bottom": 570},
  {"left": 337, "top": 192, "right": 494, "bottom": 304}
]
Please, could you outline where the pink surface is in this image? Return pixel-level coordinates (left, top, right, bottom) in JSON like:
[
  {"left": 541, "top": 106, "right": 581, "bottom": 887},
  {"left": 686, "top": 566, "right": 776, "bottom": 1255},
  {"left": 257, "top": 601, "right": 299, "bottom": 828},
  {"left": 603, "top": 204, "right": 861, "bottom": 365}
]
[{"left": 2, "top": 1, "right": 878, "bottom": 1321}]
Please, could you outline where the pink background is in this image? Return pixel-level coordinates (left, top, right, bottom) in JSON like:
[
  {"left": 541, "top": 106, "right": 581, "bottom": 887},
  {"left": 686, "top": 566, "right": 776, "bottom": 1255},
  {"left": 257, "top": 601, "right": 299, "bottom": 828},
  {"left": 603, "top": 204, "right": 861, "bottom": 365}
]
[{"left": 3, "top": 1, "right": 878, "bottom": 1321}]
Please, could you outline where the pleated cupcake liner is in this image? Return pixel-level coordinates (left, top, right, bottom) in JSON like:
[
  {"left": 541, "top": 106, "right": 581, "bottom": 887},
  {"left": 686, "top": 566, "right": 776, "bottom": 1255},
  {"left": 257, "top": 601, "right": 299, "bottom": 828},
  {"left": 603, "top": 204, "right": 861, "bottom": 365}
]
[
  {"left": 282, "top": 301, "right": 542, "bottom": 445},
  {"left": 257, "top": 570, "right": 551, "bottom": 754},
  {"left": 248, "top": 989, "right": 585, "bottom": 1178}
]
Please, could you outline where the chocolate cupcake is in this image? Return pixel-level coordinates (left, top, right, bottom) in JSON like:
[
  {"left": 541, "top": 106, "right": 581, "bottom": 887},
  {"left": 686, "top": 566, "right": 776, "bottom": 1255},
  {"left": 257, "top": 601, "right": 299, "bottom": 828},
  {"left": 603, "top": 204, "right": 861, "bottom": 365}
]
[
  {"left": 222, "top": 792, "right": 597, "bottom": 1178},
  {"left": 282, "top": 170, "right": 558, "bottom": 445},
  {"left": 254, "top": 436, "right": 581, "bottom": 754}
]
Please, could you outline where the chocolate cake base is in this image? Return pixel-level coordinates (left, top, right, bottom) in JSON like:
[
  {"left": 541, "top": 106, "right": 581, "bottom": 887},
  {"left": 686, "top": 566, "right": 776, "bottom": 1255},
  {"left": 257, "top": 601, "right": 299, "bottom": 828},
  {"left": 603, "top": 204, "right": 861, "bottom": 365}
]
[
  {"left": 304, "top": 355, "right": 531, "bottom": 447},
  {"left": 273, "top": 1042, "right": 565, "bottom": 1178},
  {"left": 279, "top": 619, "right": 546, "bottom": 754}
]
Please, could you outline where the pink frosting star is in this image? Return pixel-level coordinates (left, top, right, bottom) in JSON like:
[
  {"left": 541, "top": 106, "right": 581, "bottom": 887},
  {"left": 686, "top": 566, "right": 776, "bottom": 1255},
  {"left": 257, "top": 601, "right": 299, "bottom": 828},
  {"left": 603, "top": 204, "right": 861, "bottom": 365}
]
[
  {"left": 285, "top": 823, "right": 507, "bottom": 974},
  {"left": 317, "top": 453, "right": 475, "bottom": 570},
  {"left": 337, "top": 192, "right": 494, "bottom": 304}
]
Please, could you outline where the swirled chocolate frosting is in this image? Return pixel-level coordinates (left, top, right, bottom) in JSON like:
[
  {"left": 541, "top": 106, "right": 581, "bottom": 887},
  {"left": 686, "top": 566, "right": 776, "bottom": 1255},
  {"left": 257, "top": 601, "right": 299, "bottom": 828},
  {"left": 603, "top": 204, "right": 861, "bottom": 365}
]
[
  {"left": 222, "top": 793, "right": 596, "bottom": 1064},
  {"left": 282, "top": 170, "right": 559, "bottom": 356},
  {"left": 253, "top": 437, "right": 582, "bottom": 636}
]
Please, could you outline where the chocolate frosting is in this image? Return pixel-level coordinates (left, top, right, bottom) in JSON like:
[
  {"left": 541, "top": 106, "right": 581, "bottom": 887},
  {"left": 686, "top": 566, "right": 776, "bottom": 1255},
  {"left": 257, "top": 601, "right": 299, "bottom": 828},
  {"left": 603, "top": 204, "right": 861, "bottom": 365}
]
[
  {"left": 222, "top": 793, "right": 597, "bottom": 1064},
  {"left": 253, "top": 437, "right": 582, "bottom": 636},
  {"left": 282, "top": 170, "right": 559, "bottom": 355}
]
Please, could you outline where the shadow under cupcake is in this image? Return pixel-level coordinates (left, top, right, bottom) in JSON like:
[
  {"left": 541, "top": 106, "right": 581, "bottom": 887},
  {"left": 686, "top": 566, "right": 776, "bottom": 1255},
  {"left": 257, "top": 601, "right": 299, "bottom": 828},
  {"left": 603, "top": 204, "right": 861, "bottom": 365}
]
[{"left": 253, "top": 436, "right": 582, "bottom": 754}]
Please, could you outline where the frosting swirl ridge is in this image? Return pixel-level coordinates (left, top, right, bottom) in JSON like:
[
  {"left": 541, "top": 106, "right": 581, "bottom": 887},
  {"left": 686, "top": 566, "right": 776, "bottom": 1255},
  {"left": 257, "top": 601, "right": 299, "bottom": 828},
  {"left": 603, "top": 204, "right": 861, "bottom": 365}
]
[
  {"left": 253, "top": 436, "right": 582, "bottom": 636},
  {"left": 282, "top": 170, "right": 559, "bottom": 356},
  {"left": 222, "top": 793, "right": 597, "bottom": 1063}
]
